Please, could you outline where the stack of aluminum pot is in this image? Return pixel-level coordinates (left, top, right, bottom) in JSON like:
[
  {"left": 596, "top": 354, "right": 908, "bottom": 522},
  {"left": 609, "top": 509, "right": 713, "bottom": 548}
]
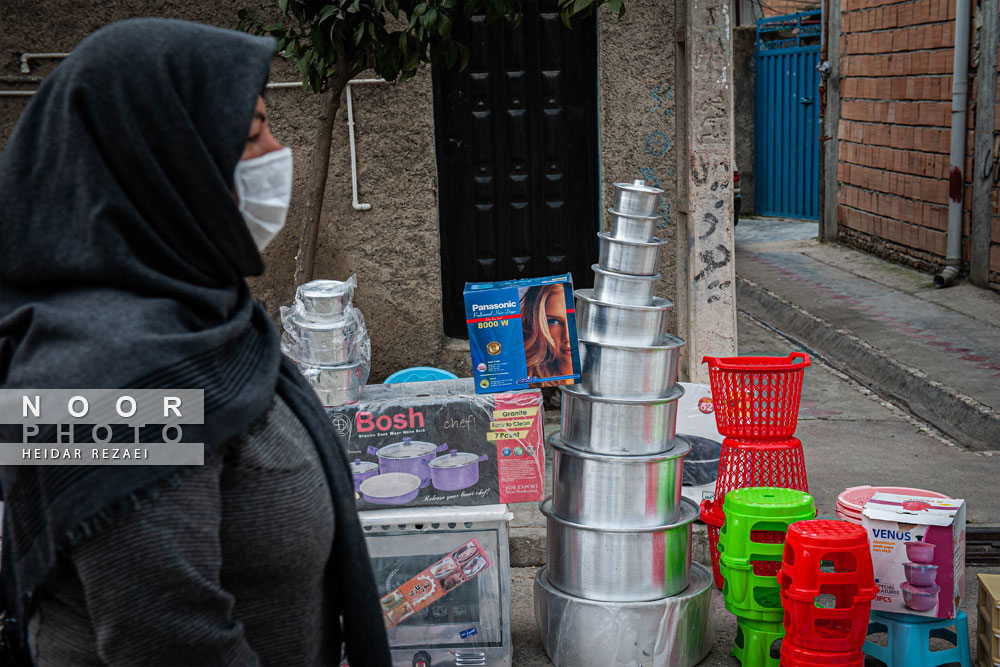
[
  {"left": 534, "top": 180, "right": 713, "bottom": 667},
  {"left": 280, "top": 278, "right": 371, "bottom": 407}
]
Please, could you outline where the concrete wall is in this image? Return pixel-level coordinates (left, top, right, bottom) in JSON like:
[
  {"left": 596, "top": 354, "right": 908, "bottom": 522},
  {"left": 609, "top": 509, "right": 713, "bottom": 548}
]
[
  {"left": 1, "top": 0, "right": 677, "bottom": 380},
  {"left": 835, "top": 0, "right": 1000, "bottom": 282},
  {"left": 597, "top": 0, "right": 678, "bottom": 316},
  {"left": 733, "top": 24, "right": 757, "bottom": 214}
]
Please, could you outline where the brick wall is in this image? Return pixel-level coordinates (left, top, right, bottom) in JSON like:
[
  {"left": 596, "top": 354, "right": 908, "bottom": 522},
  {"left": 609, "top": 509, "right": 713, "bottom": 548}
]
[
  {"left": 836, "top": 0, "right": 1000, "bottom": 281},
  {"left": 762, "top": 0, "right": 821, "bottom": 18}
]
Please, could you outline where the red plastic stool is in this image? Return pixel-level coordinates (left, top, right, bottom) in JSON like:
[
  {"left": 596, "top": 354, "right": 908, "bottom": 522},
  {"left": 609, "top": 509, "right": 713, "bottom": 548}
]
[
  {"left": 779, "top": 640, "right": 864, "bottom": 666},
  {"left": 701, "top": 498, "right": 726, "bottom": 590},
  {"left": 703, "top": 352, "right": 811, "bottom": 440},
  {"left": 778, "top": 520, "right": 877, "bottom": 654}
]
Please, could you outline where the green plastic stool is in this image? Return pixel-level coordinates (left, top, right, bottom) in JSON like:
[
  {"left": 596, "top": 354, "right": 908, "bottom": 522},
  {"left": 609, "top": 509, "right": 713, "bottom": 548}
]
[
  {"left": 731, "top": 617, "right": 785, "bottom": 667},
  {"left": 718, "top": 486, "right": 815, "bottom": 621}
]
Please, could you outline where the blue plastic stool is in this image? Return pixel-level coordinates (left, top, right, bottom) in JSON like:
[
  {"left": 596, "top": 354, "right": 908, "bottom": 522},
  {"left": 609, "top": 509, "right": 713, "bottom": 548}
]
[
  {"left": 383, "top": 366, "right": 458, "bottom": 384},
  {"left": 863, "top": 610, "right": 971, "bottom": 667}
]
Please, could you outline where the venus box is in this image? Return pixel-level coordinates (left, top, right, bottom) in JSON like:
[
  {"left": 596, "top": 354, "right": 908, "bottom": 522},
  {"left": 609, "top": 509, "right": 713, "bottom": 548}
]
[
  {"left": 464, "top": 274, "right": 581, "bottom": 393},
  {"left": 862, "top": 493, "right": 966, "bottom": 619},
  {"left": 327, "top": 378, "right": 545, "bottom": 510}
]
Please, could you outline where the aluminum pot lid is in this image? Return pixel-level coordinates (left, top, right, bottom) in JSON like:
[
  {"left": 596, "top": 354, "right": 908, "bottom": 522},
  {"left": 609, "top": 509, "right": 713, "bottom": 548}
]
[
  {"left": 612, "top": 179, "right": 664, "bottom": 195},
  {"left": 377, "top": 440, "right": 438, "bottom": 459},
  {"left": 350, "top": 459, "right": 379, "bottom": 473},
  {"left": 429, "top": 451, "right": 480, "bottom": 468}
]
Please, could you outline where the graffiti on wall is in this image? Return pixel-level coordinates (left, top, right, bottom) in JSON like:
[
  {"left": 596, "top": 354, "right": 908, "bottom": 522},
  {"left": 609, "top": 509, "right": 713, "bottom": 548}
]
[{"left": 638, "top": 86, "right": 675, "bottom": 230}]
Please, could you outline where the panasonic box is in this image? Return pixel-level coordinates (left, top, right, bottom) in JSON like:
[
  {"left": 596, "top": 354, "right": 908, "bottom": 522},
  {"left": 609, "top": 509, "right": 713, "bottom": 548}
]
[{"left": 463, "top": 274, "right": 581, "bottom": 394}]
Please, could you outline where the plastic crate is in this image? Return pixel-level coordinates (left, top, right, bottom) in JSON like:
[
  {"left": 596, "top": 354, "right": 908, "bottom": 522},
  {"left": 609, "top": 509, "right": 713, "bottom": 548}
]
[{"left": 703, "top": 352, "right": 810, "bottom": 440}]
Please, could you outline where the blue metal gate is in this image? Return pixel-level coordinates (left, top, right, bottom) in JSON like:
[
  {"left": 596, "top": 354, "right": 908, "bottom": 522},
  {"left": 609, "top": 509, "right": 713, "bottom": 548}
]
[{"left": 755, "top": 10, "right": 822, "bottom": 219}]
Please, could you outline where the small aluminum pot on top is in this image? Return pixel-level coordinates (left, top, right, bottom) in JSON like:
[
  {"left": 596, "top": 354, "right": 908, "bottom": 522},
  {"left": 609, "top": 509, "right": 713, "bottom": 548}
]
[
  {"left": 612, "top": 179, "right": 664, "bottom": 218},
  {"left": 606, "top": 208, "right": 659, "bottom": 243},
  {"left": 560, "top": 383, "right": 684, "bottom": 455},
  {"left": 591, "top": 264, "right": 660, "bottom": 307},
  {"left": 296, "top": 279, "right": 354, "bottom": 317},
  {"left": 578, "top": 334, "right": 684, "bottom": 398},
  {"left": 598, "top": 232, "right": 666, "bottom": 277},
  {"left": 550, "top": 434, "right": 690, "bottom": 528},
  {"left": 297, "top": 359, "right": 365, "bottom": 407},
  {"left": 428, "top": 450, "right": 489, "bottom": 491},
  {"left": 542, "top": 496, "right": 698, "bottom": 602},
  {"left": 575, "top": 288, "right": 673, "bottom": 346}
]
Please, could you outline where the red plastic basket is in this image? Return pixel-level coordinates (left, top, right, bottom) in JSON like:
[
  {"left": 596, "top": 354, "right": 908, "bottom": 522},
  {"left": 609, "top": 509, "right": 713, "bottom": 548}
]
[
  {"left": 703, "top": 352, "right": 811, "bottom": 439},
  {"left": 715, "top": 437, "right": 809, "bottom": 505}
]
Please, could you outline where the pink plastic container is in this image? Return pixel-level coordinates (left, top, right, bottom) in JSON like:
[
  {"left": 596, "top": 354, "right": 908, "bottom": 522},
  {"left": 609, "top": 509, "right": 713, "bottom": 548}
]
[
  {"left": 905, "top": 540, "right": 935, "bottom": 563},
  {"left": 904, "top": 562, "right": 939, "bottom": 587},
  {"left": 901, "top": 582, "right": 940, "bottom": 611},
  {"left": 837, "top": 486, "right": 951, "bottom": 514}
]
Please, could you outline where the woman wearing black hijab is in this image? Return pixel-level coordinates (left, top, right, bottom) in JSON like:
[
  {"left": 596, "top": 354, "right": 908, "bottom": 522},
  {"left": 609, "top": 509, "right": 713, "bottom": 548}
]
[{"left": 0, "top": 18, "right": 390, "bottom": 666}]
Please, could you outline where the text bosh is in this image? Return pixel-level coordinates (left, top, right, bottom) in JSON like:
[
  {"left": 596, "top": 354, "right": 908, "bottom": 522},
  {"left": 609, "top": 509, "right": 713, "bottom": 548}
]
[{"left": 356, "top": 407, "right": 424, "bottom": 433}]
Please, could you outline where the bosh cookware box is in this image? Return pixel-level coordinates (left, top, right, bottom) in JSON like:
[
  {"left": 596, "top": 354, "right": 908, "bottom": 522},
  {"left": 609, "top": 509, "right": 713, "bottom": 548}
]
[
  {"left": 862, "top": 493, "right": 966, "bottom": 619},
  {"left": 464, "top": 273, "right": 581, "bottom": 393},
  {"left": 326, "top": 378, "right": 545, "bottom": 510}
]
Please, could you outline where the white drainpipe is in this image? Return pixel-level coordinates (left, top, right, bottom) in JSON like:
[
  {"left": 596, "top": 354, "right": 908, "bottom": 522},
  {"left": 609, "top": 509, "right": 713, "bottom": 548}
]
[
  {"left": 935, "top": 0, "right": 972, "bottom": 287},
  {"left": 345, "top": 78, "right": 388, "bottom": 211}
]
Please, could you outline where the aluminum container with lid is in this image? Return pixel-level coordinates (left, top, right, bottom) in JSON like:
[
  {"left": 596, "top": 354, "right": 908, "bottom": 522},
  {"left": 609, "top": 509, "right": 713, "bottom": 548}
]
[
  {"left": 606, "top": 208, "right": 659, "bottom": 243},
  {"left": 296, "top": 279, "right": 354, "bottom": 318},
  {"left": 597, "top": 232, "right": 666, "bottom": 276},
  {"left": 591, "top": 264, "right": 660, "bottom": 306},
  {"left": 575, "top": 288, "right": 673, "bottom": 346},
  {"left": 612, "top": 179, "right": 663, "bottom": 217},
  {"left": 282, "top": 309, "right": 364, "bottom": 365}
]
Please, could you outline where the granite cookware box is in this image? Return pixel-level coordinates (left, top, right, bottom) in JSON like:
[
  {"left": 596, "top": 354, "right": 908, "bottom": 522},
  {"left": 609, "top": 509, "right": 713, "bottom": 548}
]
[{"left": 326, "top": 378, "right": 545, "bottom": 510}]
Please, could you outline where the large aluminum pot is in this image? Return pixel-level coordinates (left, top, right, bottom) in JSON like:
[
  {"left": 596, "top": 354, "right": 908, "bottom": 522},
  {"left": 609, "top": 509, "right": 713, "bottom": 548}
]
[
  {"left": 591, "top": 264, "right": 660, "bottom": 306},
  {"left": 297, "top": 359, "right": 365, "bottom": 406},
  {"left": 598, "top": 232, "right": 666, "bottom": 276},
  {"left": 550, "top": 435, "right": 689, "bottom": 528},
  {"left": 607, "top": 208, "right": 658, "bottom": 243},
  {"left": 578, "top": 335, "right": 684, "bottom": 398},
  {"left": 367, "top": 437, "right": 449, "bottom": 488},
  {"left": 612, "top": 179, "right": 663, "bottom": 217},
  {"left": 281, "top": 314, "right": 362, "bottom": 364},
  {"left": 560, "top": 384, "right": 684, "bottom": 455},
  {"left": 534, "top": 563, "right": 713, "bottom": 667},
  {"left": 575, "top": 288, "right": 673, "bottom": 346},
  {"left": 542, "top": 497, "right": 697, "bottom": 602}
]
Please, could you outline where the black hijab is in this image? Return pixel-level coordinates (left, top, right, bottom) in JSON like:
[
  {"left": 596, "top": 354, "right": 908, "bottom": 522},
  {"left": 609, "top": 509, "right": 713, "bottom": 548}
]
[{"left": 0, "top": 18, "right": 389, "bottom": 665}]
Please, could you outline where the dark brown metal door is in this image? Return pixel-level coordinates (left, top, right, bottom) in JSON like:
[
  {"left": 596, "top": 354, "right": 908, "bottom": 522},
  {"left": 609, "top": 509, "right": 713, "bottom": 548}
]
[{"left": 433, "top": 3, "right": 600, "bottom": 338}]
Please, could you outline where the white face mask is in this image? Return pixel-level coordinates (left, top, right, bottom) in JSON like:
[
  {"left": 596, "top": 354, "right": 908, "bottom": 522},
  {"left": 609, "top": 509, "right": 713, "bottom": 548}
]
[{"left": 234, "top": 147, "right": 293, "bottom": 252}]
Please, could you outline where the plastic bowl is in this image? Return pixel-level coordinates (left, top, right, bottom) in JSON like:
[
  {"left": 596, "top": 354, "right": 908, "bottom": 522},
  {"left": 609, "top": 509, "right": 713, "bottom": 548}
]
[
  {"left": 904, "top": 562, "right": 939, "bottom": 587},
  {"left": 905, "top": 541, "right": 936, "bottom": 564},
  {"left": 837, "top": 486, "right": 951, "bottom": 512},
  {"left": 900, "top": 582, "right": 940, "bottom": 611}
]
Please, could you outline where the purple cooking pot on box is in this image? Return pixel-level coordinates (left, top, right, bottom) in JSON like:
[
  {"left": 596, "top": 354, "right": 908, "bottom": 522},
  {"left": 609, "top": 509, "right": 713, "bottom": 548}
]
[
  {"left": 429, "top": 450, "right": 489, "bottom": 491},
  {"left": 350, "top": 459, "right": 379, "bottom": 492},
  {"left": 367, "top": 437, "right": 448, "bottom": 488}
]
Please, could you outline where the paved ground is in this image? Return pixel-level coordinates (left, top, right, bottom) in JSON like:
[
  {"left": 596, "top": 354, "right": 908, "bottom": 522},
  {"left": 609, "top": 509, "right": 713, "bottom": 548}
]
[
  {"left": 735, "top": 217, "right": 1000, "bottom": 449},
  {"left": 507, "top": 309, "right": 1000, "bottom": 666}
]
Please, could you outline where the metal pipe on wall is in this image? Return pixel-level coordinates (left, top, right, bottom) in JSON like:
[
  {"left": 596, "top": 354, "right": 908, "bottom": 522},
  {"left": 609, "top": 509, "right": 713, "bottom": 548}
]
[
  {"left": 935, "top": 0, "right": 973, "bottom": 288},
  {"left": 345, "top": 78, "right": 388, "bottom": 211}
]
